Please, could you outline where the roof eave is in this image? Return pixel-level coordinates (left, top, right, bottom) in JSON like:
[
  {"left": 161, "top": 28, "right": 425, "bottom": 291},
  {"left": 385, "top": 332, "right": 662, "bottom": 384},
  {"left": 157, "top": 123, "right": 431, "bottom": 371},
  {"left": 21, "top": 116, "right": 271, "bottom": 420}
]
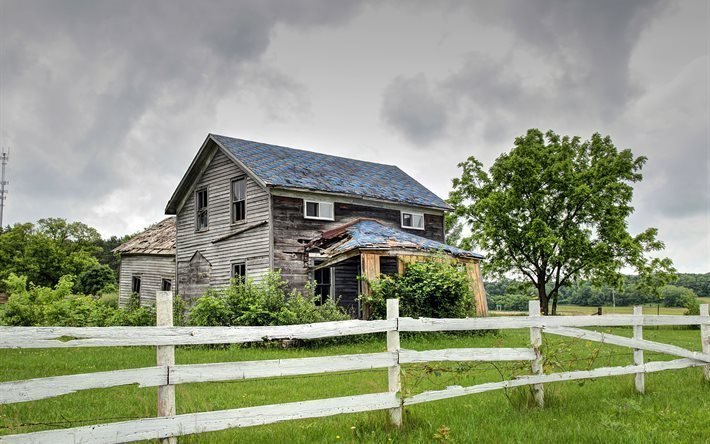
[{"left": 268, "top": 185, "right": 451, "bottom": 212}]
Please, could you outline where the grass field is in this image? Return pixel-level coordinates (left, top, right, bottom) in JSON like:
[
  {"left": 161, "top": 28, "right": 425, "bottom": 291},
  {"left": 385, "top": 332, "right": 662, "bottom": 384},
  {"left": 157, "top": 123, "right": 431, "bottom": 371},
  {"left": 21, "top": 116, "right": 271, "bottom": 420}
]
[
  {"left": 491, "top": 303, "right": 695, "bottom": 316},
  {"left": 1, "top": 327, "right": 708, "bottom": 443}
]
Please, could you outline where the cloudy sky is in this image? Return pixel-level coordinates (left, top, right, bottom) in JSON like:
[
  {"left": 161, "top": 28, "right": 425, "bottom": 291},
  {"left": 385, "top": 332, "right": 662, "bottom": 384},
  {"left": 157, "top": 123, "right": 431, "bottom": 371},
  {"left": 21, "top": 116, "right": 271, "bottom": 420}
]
[{"left": 0, "top": 0, "right": 708, "bottom": 272}]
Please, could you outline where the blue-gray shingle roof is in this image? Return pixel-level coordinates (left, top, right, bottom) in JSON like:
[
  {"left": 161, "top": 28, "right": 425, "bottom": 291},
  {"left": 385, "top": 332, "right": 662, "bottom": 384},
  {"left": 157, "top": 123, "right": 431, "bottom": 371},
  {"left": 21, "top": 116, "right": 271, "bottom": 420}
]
[
  {"left": 309, "top": 219, "right": 483, "bottom": 259},
  {"left": 211, "top": 134, "right": 451, "bottom": 210}
]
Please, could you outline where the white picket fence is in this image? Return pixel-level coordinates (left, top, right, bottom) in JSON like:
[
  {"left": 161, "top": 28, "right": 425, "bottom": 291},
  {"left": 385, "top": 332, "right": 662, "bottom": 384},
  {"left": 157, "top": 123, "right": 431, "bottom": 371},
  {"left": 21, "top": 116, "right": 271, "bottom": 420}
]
[{"left": 0, "top": 294, "right": 708, "bottom": 443}]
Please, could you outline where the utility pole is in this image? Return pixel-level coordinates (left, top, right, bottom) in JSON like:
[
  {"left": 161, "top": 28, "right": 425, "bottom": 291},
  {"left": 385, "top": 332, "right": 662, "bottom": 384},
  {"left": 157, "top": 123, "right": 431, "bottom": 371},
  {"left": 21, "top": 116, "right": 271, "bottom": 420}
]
[{"left": 0, "top": 147, "right": 8, "bottom": 229}]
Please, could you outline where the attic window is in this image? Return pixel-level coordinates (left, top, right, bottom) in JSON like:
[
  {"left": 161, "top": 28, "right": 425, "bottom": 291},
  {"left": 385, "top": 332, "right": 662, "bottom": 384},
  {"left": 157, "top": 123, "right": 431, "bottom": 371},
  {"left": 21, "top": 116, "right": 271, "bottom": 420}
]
[
  {"left": 231, "top": 177, "right": 246, "bottom": 223},
  {"left": 401, "top": 211, "right": 424, "bottom": 230},
  {"left": 304, "top": 200, "right": 334, "bottom": 221},
  {"left": 196, "top": 189, "right": 209, "bottom": 231}
]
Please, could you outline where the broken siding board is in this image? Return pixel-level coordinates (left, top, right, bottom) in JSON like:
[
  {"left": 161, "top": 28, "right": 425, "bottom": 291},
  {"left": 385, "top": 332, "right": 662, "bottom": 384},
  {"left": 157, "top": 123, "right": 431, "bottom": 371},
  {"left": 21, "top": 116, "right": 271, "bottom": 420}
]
[
  {"left": 118, "top": 255, "right": 175, "bottom": 306},
  {"left": 176, "top": 150, "right": 271, "bottom": 300}
]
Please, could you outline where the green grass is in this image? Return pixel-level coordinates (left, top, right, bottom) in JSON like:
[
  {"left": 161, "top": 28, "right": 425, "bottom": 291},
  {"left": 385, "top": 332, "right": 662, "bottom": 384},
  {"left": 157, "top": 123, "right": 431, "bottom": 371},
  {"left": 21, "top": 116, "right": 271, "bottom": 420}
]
[
  {"left": 491, "top": 304, "right": 692, "bottom": 316},
  {"left": 1, "top": 328, "right": 708, "bottom": 443}
]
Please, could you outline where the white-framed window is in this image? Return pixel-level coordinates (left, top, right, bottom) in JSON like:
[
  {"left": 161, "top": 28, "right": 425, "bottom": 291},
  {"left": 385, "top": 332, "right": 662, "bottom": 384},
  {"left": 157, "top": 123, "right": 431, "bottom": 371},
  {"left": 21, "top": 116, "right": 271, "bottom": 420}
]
[
  {"left": 304, "top": 199, "right": 334, "bottom": 221},
  {"left": 195, "top": 188, "right": 209, "bottom": 231},
  {"left": 231, "top": 177, "right": 246, "bottom": 223},
  {"left": 401, "top": 211, "right": 425, "bottom": 230}
]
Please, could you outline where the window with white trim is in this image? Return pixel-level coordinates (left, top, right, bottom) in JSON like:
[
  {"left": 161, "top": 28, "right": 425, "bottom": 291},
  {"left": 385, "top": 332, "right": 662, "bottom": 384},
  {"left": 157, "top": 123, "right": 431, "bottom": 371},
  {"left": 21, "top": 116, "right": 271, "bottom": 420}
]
[
  {"left": 304, "top": 200, "right": 334, "bottom": 220},
  {"left": 401, "top": 211, "right": 425, "bottom": 230}
]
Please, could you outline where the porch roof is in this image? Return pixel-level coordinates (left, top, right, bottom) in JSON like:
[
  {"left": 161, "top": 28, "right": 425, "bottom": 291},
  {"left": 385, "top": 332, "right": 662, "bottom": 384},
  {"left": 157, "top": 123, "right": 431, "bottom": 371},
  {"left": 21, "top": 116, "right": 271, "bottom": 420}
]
[{"left": 306, "top": 219, "right": 484, "bottom": 260}]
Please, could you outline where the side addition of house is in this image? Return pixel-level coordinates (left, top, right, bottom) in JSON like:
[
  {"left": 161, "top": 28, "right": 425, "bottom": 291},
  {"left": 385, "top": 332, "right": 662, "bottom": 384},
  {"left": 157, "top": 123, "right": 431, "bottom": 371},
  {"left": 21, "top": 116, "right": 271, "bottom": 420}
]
[
  {"left": 113, "top": 217, "right": 176, "bottom": 307},
  {"left": 164, "top": 134, "right": 488, "bottom": 317}
]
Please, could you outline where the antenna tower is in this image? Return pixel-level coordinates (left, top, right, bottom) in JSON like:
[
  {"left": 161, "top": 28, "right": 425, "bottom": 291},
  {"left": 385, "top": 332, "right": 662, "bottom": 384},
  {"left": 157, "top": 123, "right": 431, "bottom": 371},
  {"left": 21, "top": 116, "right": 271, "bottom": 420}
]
[{"left": 0, "top": 148, "right": 8, "bottom": 228}]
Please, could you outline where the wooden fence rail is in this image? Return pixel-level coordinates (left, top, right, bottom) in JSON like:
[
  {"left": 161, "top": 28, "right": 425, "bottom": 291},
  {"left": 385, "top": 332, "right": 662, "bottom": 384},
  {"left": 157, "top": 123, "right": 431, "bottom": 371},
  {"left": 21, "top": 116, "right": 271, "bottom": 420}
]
[{"left": 0, "top": 296, "right": 708, "bottom": 444}]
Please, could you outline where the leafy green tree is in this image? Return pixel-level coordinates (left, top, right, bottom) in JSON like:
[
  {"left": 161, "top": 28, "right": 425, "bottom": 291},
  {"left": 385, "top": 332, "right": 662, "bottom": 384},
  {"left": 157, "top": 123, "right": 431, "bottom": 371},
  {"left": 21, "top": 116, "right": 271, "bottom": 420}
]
[
  {"left": 660, "top": 285, "right": 697, "bottom": 308},
  {"left": 76, "top": 263, "right": 117, "bottom": 295},
  {"left": 449, "top": 129, "right": 675, "bottom": 315}
]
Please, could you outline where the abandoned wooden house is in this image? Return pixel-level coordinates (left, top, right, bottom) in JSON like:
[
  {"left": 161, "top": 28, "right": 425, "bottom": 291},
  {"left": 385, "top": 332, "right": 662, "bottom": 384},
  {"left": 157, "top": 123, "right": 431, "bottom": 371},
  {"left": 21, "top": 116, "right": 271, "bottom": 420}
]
[
  {"left": 113, "top": 217, "right": 176, "bottom": 307},
  {"left": 158, "top": 133, "right": 488, "bottom": 317}
]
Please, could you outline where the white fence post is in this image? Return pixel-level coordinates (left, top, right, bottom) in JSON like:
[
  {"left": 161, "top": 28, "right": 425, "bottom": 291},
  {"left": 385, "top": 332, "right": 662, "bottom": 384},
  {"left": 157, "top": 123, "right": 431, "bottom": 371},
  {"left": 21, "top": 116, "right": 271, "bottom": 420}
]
[
  {"left": 701, "top": 304, "right": 709, "bottom": 382},
  {"left": 156, "top": 291, "right": 177, "bottom": 444},
  {"left": 386, "top": 298, "right": 402, "bottom": 427},
  {"left": 633, "top": 306, "right": 644, "bottom": 393},
  {"left": 528, "top": 300, "right": 544, "bottom": 407}
]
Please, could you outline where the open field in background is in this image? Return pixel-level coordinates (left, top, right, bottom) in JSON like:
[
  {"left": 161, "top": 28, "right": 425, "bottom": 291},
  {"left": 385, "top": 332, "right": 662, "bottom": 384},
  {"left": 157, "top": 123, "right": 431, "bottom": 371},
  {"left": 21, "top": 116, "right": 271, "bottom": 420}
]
[
  {"left": 1, "top": 328, "right": 707, "bottom": 443},
  {"left": 490, "top": 303, "right": 696, "bottom": 317}
]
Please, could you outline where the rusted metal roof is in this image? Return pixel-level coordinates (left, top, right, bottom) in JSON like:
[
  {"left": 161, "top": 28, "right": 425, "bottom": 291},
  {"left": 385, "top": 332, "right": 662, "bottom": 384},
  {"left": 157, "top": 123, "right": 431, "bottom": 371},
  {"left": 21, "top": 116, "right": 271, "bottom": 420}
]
[
  {"left": 113, "top": 217, "right": 176, "bottom": 256},
  {"left": 306, "top": 219, "right": 483, "bottom": 260}
]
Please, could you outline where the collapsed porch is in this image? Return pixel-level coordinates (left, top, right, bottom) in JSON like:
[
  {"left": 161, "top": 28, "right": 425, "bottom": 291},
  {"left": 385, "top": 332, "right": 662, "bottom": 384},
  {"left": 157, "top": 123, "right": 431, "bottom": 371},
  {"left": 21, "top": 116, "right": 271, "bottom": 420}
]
[{"left": 304, "top": 219, "right": 488, "bottom": 318}]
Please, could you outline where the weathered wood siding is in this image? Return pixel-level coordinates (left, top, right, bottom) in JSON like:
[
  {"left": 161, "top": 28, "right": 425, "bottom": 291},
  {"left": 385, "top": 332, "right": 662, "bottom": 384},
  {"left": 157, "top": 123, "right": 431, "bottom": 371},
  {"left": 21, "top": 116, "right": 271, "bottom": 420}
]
[
  {"left": 176, "top": 149, "right": 270, "bottom": 300},
  {"left": 271, "top": 195, "right": 445, "bottom": 292},
  {"left": 118, "top": 255, "right": 175, "bottom": 307}
]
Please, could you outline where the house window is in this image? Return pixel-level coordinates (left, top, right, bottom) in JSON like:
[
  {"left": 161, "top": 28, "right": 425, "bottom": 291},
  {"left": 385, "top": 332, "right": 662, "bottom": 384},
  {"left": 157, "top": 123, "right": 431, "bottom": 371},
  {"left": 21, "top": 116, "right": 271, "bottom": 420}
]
[
  {"left": 232, "top": 262, "right": 246, "bottom": 281},
  {"left": 304, "top": 200, "right": 334, "bottom": 221},
  {"left": 131, "top": 276, "right": 141, "bottom": 294},
  {"left": 401, "top": 211, "right": 424, "bottom": 230},
  {"left": 161, "top": 279, "right": 172, "bottom": 292},
  {"left": 231, "top": 177, "right": 246, "bottom": 223},
  {"left": 196, "top": 189, "right": 209, "bottom": 230},
  {"left": 313, "top": 265, "right": 332, "bottom": 304}
]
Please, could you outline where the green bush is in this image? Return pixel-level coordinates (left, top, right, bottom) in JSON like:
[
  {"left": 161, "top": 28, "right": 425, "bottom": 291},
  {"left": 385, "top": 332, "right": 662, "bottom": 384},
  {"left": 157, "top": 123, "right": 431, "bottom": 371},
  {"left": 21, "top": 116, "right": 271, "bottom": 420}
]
[
  {"left": 488, "top": 293, "right": 535, "bottom": 311},
  {"left": 1, "top": 273, "right": 154, "bottom": 326},
  {"left": 188, "top": 271, "right": 349, "bottom": 326},
  {"left": 75, "top": 263, "right": 116, "bottom": 295},
  {"left": 660, "top": 285, "right": 697, "bottom": 308},
  {"left": 361, "top": 260, "right": 474, "bottom": 320}
]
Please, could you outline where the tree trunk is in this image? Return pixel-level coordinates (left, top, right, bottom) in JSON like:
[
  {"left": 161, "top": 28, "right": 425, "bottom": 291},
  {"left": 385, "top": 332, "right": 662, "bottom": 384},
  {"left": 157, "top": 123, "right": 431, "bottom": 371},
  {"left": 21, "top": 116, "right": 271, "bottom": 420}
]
[
  {"left": 537, "top": 285, "right": 550, "bottom": 315},
  {"left": 551, "top": 294, "right": 558, "bottom": 316}
]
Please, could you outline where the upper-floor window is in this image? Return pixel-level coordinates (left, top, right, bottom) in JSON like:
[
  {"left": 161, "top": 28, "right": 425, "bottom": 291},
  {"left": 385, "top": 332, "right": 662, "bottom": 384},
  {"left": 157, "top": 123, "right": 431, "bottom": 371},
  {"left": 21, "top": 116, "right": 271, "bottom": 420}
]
[
  {"left": 196, "top": 188, "right": 208, "bottom": 230},
  {"left": 231, "top": 177, "right": 246, "bottom": 223},
  {"left": 304, "top": 199, "right": 334, "bottom": 221},
  {"left": 401, "top": 211, "right": 424, "bottom": 230}
]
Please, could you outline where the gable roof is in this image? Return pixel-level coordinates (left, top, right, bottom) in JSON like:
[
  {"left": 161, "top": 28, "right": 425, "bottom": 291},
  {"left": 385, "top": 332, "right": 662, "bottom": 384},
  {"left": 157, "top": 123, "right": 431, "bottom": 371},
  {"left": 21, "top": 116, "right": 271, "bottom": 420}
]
[
  {"left": 306, "top": 219, "right": 483, "bottom": 260},
  {"left": 210, "top": 134, "right": 452, "bottom": 210},
  {"left": 112, "top": 217, "right": 176, "bottom": 256}
]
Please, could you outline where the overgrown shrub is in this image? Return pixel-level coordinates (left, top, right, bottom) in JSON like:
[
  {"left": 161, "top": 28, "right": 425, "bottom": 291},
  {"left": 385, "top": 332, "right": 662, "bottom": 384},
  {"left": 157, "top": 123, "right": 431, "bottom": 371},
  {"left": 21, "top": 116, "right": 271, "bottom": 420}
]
[
  {"left": 487, "top": 293, "right": 535, "bottom": 311},
  {"left": 660, "top": 285, "right": 698, "bottom": 308},
  {"left": 188, "top": 271, "right": 349, "bottom": 326},
  {"left": 1, "top": 273, "right": 154, "bottom": 326},
  {"left": 361, "top": 260, "right": 474, "bottom": 320},
  {"left": 76, "top": 263, "right": 116, "bottom": 295}
]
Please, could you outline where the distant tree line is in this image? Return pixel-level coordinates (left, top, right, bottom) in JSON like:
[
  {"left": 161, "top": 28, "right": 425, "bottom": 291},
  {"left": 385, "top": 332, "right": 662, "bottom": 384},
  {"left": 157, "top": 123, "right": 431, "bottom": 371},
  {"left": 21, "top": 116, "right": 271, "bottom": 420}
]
[
  {"left": 0, "top": 218, "right": 132, "bottom": 295},
  {"left": 485, "top": 273, "right": 707, "bottom": 311}
]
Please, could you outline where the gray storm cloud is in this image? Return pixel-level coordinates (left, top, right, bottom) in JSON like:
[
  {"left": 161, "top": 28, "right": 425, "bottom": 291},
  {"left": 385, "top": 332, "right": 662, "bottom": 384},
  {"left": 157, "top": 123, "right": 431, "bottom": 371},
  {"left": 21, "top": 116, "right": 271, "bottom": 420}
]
[{"left": 0, "top": 0, "right": 707, "bottom": 271}]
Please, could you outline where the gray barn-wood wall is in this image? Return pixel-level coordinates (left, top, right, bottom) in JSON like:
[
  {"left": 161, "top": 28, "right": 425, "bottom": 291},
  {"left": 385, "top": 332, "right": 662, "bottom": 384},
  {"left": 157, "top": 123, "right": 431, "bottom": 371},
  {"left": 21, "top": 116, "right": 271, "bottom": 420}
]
[
  {"left": 118, "top": 255, "right": 175, "bottom": 306},
  {"left": 176, "top": 149, "right": 270, "bottom": 300},
  {"left": 271, "top": 195, "right": 445, "bottom": 293}
]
